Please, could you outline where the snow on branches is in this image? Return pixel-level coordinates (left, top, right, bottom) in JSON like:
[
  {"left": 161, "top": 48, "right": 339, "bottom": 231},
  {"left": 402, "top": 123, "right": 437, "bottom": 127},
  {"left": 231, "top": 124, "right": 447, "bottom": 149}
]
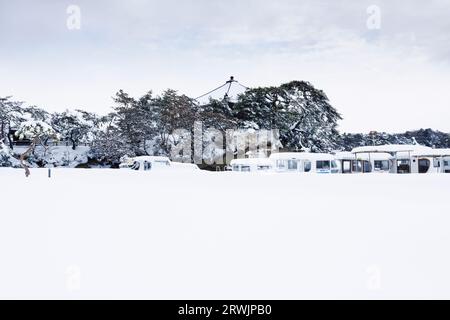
[
  {"left": 15, "top": 121, "right": 60, "bottom": 141},
  {"left": 15, "top": 121, "right": 60, "bottom": 177}
]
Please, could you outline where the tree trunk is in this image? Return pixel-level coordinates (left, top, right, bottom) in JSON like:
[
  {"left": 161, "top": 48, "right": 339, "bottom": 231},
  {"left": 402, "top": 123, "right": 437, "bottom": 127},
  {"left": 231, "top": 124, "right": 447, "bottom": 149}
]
[
  {"left": 7, "top": 133, "right": 13, "bottom": 149},
  {"left": 20, "top": 137, "right": 38, "bottom": 177},
  {"left": 0, "top": 121, "right": 4, "bottom": 142},
  {"left": 7, "top": 121, "right": 14, "bottom": 149}
]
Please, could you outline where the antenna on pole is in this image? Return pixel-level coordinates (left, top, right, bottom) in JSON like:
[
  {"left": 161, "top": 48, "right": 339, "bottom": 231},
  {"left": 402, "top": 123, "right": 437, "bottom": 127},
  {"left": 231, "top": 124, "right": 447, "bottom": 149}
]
[
  {"left": 194, "top": 76, "right": 248, "bottom": 102},
  {"left": 226, "top": 76, "right": 235, "bottom": 84}
]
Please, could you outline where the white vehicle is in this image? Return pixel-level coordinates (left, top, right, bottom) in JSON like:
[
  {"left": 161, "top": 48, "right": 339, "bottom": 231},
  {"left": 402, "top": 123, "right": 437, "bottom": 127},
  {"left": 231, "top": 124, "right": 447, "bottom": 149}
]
[
  {"left": 171, "top": 162, "right": 201, "bottom": 171},
  {"left": 230, "top": 158, "right": 273, "bottom": 172},
  {"left": 120, "top": 156, "right": 200, "bottom": 172},
  {"left": 334, "top": 151, "right": 392, "bottom": 174},
  {"left": 119, "top": 156, "right": 172, "bottom": 171},
  {"left": 410, "top": 149, "right": 450, "bottom": 174},
  {"left": 351, "top": 145, "right": 450, "bottom": 174},
  {"left": 269, "top": 152, "right": 339, "bottom": 174}
]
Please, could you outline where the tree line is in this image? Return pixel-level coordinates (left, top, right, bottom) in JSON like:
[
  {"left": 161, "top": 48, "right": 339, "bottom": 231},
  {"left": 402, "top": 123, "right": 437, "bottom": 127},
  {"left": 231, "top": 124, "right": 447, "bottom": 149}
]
[{"left": 1, "top": 81, "right": 449, "bottom": 168}]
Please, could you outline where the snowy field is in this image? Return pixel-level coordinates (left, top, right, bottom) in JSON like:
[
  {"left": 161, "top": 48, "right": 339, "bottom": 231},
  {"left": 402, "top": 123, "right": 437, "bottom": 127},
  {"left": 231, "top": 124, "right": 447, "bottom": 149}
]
[{"left": 1, "top": 168, "right": 450, "bottom": 299}]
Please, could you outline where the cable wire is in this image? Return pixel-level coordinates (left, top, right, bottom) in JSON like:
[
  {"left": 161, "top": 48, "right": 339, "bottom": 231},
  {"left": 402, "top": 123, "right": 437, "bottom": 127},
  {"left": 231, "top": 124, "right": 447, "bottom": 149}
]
[
  {"left": 194, "top": 77, "right": 249, "bottom": 101},
  {"left": 194, "top": 83, "right": 229, "bottom": 101}
]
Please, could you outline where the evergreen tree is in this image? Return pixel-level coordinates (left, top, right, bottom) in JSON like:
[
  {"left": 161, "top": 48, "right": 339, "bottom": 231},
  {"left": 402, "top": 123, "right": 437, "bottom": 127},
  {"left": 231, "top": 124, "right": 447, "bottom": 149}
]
[{"left": 232, "top": 81, "right": 342, "bottom": 152}]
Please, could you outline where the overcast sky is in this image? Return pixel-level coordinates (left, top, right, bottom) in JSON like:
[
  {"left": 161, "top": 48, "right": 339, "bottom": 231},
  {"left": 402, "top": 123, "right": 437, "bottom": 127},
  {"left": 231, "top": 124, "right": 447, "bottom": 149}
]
[{"left": 0, "top": 0, "right": 449, "bottom": 132}]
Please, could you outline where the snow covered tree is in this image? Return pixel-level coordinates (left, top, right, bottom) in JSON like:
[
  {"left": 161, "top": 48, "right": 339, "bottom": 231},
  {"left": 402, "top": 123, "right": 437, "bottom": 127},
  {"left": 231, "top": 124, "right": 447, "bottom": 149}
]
[
  {"left": 198, "top": 98, "right": 237, "bottom": 130},
  {"left": 51, "top": 109, "right": 99, "bottom": 150},
  {"left": 336, "top": 129, "right": 450, "bottom": 151},
  {"left": 15, "top": 121, "right": 60, "bottom": 177},
  {"left": 153, "top": 89, "right": 198, "bottom": 155},
  {"left": 232, "top": 81, "right": 342, "bottom": 152},
  {"left": 0, "top": 96, "right": 24, "bottom": 148},
  {"left": 112, "top": 90, "right": 158, "bottom": 156}
]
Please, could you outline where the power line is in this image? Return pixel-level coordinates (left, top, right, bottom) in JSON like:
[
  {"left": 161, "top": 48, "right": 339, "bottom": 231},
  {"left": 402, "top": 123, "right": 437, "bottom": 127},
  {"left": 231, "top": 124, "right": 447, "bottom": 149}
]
[
  {"left": 194, "top": 82, "right": 229, "bottom": 101},
  {"left": 236, "top": 81, "right": 249, "bottom": 90}
]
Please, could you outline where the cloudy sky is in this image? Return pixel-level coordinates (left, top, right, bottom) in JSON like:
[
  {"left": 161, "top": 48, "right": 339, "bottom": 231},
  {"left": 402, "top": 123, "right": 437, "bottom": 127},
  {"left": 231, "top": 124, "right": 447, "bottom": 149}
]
[{"left": 0, "top": 0, "right": 449, "bottom": 132}]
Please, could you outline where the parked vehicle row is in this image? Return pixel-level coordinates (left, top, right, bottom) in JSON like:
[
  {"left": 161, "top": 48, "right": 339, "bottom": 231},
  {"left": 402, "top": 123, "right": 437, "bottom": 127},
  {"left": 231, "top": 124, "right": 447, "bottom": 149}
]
[
  {"left": 229, "top": 144, "right": 450, "bottom": 174},
  {"left": 119, "top": 156, "right": 200, "bottom": 172},
  {"left": 118, "top": 144, "right": 450, "bottom": 174}
]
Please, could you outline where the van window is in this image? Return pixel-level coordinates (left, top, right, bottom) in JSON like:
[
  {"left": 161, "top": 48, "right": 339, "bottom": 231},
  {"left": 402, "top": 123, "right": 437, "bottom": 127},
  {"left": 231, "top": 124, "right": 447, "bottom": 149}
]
[
  {"left": 276, "top": 160, "right": 285, "bottom": 169},
  {"left": 131, "top": 161, "right": 140, "bottom": 170},
  {"left": 352, "top": 160, "right": 362, "bottom": 173},
  {"left": 304, "top": 161, "right": 312, "bottom": 172},
  {"left": 374, "top": 160, "right": 389, "bottom": 171},
  {"left": 397, "top": 159, "right": 411, "bottom": 174},
  {"left": 155, "top": 160, "right": 170, "bottom": 166},
  {"left": 330, "top": 161, "right": 339, "bottom": 173},
  {"left": 144, "top": 161, "right": 152, "bottom": 171},
  {"left": 342, "top": 160, "right": 351, "bottom": 173},
  {"left": 257, "top": 165, "right": 271, "bottom": 171},
  {"left": 232, "top": 165, "right": 240, "bottom": 172},
  {"left": 363, "top": 161, "right": 372, "bottom": 172},
  {"left": 352, "top": 160, "right": 371, "bottom": 173},
  {"left": 241, "top": 166, "right": 251, "bottom": 172},
  {"left": 418, "top": 159, "right": 430, "bottom": 174},
  {"left": 287, "top": 160, "right": 298, "bottom": 171},
  {"left": 316, "top": 160, "right": 330, "bottom": 170}
]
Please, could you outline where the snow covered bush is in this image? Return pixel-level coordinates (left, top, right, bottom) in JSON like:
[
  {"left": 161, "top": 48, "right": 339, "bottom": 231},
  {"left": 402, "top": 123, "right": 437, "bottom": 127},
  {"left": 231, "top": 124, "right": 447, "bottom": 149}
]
[{"left": 0, "top": 142, "right": 21, "bottom": 167}]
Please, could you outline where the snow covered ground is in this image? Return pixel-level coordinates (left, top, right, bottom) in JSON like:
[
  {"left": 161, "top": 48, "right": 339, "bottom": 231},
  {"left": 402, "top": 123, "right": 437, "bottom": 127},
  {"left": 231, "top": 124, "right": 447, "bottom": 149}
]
[{"left": 1, "top": 168, "right": 450, "bottom": 299}]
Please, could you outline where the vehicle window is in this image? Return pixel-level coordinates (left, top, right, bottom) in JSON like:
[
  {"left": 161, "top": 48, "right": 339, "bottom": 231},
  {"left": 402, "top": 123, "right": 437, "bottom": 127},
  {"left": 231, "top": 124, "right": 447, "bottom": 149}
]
[
  {"left": 363, "top": 161, "right": 372, "bottom": 173},
  {"left": 316, "top": 160, "right": 330, "bottom": 170},
  {"left": 342, "top": 160, "right": 351, "bottom": 173},
  {"left": 304, "top": 161, "right": 311, "bottom": 172},
  {"left": 155, "top": 160, "right": 170, "bottom": 166},
  {"left": 445, "top": 160, "right": 449, "bottom": 166},
  {"left": 241, "top": 166, "right": 251, "bottom": 172},
  {"left": 352, "top": 160, "right": 362, "bottom": 173},
  {"left": 374, "top": 160, "right": 390, "bottom": 171},
  {"left": 131, "top": 161, "right": 140, "bottom": 170},
  {"left": 331, "top": 161, "right": 337, "bottom": 168},
  {"left": 418, "top": 159, "right": 431, "bottom": 174},
  {"left": 276, "top": 160, "right": 286, "bottom": 169},
  {"left": 287, "top": 160, "right": 298, "bottom": 171},
  {"left": 144, "top": 161, "right": 152, "bottom": 171},
  {"left": 232, "top": 165, "right": 240, "bottom": 171},
  {"left": 397, "top": 159, "right": 411, "bottom": 174},
  {"left": 257, "top": 165, "right": 271, "bottom": 171}
]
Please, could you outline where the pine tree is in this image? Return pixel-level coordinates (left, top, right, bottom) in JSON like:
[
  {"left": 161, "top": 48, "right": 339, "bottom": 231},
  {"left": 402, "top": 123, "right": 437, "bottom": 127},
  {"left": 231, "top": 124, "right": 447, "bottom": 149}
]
[{"left": 232, "top": 81, "right": 342, "bottom": 152}]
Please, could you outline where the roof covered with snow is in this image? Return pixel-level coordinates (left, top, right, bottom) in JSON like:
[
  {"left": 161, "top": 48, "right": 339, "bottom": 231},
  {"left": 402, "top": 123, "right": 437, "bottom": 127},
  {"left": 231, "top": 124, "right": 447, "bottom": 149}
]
[
  {"left": 352, "top": 144, "right": 433, "bottom": 154},
  {"left": 334, "top": 151, "right": 392, "bottom": 161},
  {"left": 269, "top": 152, "right": 335, "bottom": 161},
  {"left": 411, "top": 149, "right": 450, "bottom": 157},
  {"left": 230, "top": 158, "right": 273, "bottom": 166}
]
